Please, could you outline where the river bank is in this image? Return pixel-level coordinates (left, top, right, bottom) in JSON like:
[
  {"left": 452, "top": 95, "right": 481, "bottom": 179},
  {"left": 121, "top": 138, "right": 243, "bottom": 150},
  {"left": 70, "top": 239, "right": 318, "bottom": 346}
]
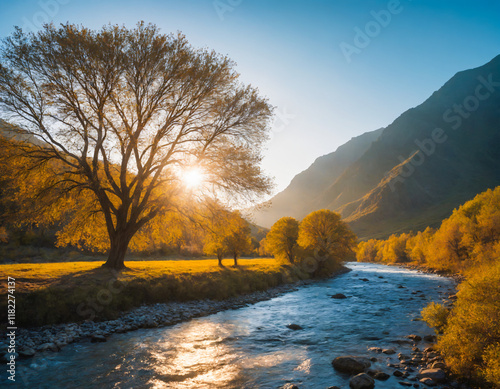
[
  {"left": 396, "top": 262, "right": 465, "bottom": 283},
  {"left": 3, "top": 266, "right": 352, "bottom": 362},
  {"left": 13, "top": 262, "right": 457, "bottom": 388},
  {"left": 332, "top": 262, "right": 467, "bottom": 389}
]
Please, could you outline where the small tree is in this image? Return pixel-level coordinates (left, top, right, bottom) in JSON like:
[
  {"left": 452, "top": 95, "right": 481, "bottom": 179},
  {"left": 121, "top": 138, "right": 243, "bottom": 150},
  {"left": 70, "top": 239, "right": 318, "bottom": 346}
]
[
  {"left": 298, "top": 209, "right": 356, "bottom": 275},
  {"left": 266, "top": 216, "right": 299, "bottom": 263},
  {"left": 0, "top": 23, "right": 273, "bottom": 269},
  {"left": 223, "top": 211, "right": 252, "bottom": 266},
  {"left": 203, "top": 206, "right": 233, "bottom": 266}
]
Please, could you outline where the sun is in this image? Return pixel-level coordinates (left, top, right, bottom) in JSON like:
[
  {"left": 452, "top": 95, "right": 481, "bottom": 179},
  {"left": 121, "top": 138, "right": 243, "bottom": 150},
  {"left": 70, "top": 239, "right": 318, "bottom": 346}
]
[{"left": 183, "top": 167, "right": 205, "bottom": 189}]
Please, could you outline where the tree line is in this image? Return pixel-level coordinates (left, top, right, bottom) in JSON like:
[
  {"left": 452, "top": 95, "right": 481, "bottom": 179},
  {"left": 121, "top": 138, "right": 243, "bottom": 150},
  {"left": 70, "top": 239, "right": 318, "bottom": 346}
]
[
  {"left": 261, "top": 210, "right": 357, "bottom": 277},
  {"left": 357, "top": 186, "right": 500, "bottom": 387}
]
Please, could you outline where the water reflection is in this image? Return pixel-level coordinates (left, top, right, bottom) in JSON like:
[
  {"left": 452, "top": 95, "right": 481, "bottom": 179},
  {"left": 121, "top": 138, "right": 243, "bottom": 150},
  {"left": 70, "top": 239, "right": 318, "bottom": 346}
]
[
  {"left": 149, "top": 322, "right": 242, "bottom": 388},
  {"left": 145, "top": 321, "right": 309, "bottom": 388}
]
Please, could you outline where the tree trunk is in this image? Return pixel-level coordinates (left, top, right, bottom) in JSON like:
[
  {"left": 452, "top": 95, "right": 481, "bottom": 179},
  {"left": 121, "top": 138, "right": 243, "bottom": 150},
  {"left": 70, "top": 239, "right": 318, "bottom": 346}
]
[
  {"left": 103, "top": 232, "right": 132, "bottom": 269},
  {"left": 218, "top": 254, "right": 223, "bottom": 267},
  {"left": 233, "top": 254, "right": 238, "bottom": 267}
]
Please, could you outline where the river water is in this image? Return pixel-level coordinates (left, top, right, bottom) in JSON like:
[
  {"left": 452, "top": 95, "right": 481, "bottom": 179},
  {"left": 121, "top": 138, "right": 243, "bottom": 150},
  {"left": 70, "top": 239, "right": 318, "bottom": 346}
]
[{"left": 17, "top": 262, "right": 455, "bottom": 388}]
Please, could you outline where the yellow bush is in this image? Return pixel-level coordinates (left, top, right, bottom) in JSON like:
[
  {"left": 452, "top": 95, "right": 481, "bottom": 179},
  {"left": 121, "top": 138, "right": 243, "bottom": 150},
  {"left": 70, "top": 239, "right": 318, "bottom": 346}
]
[
  {"left": 356, "top": 239, "right": 380, "bottom": 262},
  {"left": 482, "top": 343, "right": 500, "bottom": 385},
  {"left": 421, "top": 302, "right": 449, "bottom": 332},
  {"left": 437, "top": 261, "right": 500, "bottom": 386}
]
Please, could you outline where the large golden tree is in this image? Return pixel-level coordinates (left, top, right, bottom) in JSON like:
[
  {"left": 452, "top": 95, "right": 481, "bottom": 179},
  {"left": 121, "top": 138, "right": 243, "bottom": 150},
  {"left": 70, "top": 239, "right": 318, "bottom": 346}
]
[{"left": 0, "top": 23, "right": 273, "bottom": 269}]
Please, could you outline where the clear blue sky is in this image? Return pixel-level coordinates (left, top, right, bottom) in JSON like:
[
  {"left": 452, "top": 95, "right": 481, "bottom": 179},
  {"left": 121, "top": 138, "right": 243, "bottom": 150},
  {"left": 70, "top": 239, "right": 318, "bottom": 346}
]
[{"left": 1, "top": 0, "right": 499, "bottom": 193}]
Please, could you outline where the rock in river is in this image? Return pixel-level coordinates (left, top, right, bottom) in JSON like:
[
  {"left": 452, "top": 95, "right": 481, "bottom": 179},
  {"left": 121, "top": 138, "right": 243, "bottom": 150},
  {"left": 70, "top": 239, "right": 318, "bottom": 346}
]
[
  {"left": 373, "top": 371, "right": 390, "bottom": 381},
  {"left": 349, "top": 373, "right": 375, "bottom": 389},
  {"left": 331, "top": 293, "right": 347, "bottom": 299},
  {"left": 332, "top": 356, "right": 371, "bottom": 374},
  {"left": 417, "top": 368, "right": 446, "bottom": 383},
  {"left": 407, "top": 334, "right": 422, "bottom": 342},
  {"left": 286, "top": 324, "right": 303, "bottom": 331}
]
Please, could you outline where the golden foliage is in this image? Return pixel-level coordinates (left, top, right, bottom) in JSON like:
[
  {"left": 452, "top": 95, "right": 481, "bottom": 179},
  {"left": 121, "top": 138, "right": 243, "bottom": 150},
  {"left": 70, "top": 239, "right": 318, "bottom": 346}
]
[
  {"left": 482, "top": 343, "right": 500, "bottom": 385},
  {"left": 222, "top": 211, "right": 253, "bottom": 265},
  {"left": 297, "top": 209, "right": 357, "bottom": 275},
  {"left": 435, "top": 261, "right": 500, "bottom": 385},
  {"left": 356, "top": 187, "right": 500, "bottom": 273},
  {"left": 0, "top": 23, "right": 273, "bottom": 268},
  {"left": 421, "top": 302, "right": 449, "bottom": 332},
  {"left": 202, "top": 207, "right": 253, "bottom": 265},
  {"left": 357, "top": 187, "right": 500, "bottom": 386},
  {"left": 265, "top": 216, "right": 299, "bottom": 263}
]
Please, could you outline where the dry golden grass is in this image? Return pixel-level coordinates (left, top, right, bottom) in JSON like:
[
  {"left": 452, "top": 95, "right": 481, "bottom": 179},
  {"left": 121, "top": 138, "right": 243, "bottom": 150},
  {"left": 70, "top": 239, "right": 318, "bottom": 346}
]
[
  {"left": 0, "top": 257, "right": 279, "bottom": 294},
  {"left": 0, "top": 257, "right": 296, "bottom": 326}
]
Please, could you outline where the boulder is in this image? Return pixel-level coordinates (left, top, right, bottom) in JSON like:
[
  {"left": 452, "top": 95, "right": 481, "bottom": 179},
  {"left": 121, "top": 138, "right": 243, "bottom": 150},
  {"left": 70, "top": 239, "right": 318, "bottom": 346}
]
[
  {"left": 332, "top": 356, "right": 371, "bottom": 374},
  {"left": 382, "top": 348, "right": 396, "bottom": 354},
  {"left": 331, "top": 293, "right": 347, "bottom": 299},
  {"left": 419, "top": 377, "right": 437, "bottom": 386},
  {"left": 373, "top": 371, "right": 390, "bottom": 381},
  {"left": 282, "top": 384, "right": 299, "bottom": 389},
  {"left": 286, "top": 324, "right": 303, "bottom": 331},
  {"left": 417, "top": 368, "right": 446, "bottom": 383},
  {"left": 430, "top": 361, "right": 446, "bottom": 369},
  {"left": 408, "top": 335, "right": 422, "bottom": 342},
  {"left": 349, "top": 373, "right": 375, "bottom": 389},
  {"left": 360, "top": 278, "right": 370, "bottom": 282}
]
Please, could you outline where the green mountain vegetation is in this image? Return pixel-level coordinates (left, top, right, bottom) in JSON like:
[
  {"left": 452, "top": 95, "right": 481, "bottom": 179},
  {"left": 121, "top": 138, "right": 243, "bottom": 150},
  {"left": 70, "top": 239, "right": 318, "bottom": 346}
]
[{"left": 254, "top": 55, "right": 500, "bottom": 239}]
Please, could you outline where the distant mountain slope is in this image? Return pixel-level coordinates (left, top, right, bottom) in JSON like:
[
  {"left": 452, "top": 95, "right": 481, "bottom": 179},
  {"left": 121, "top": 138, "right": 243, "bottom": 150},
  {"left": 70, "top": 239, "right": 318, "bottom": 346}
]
[
  {"left": 253, "top": 55, "right": 500, "bottom": 239},
  {"left": 252, "top": 128, "right": 384, "bottom": 227}
]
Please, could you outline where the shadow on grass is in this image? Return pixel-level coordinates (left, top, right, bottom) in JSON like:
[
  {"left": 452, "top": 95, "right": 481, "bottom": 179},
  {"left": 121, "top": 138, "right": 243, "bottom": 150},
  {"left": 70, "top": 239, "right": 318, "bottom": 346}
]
[{"left": 49, "top": 266, "right": 129, "bottom": 290}]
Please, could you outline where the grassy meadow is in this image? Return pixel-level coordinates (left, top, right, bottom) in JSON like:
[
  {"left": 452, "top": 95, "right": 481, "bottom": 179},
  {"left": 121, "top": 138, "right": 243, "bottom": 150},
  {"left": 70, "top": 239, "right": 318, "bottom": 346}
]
[{"left": 0, "top": 257, "right": 309, "bottom": 327}]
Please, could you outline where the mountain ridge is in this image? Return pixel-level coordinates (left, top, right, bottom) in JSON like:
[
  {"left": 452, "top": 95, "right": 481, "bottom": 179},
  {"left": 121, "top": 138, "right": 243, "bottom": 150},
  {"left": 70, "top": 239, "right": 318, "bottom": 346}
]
[{"left": 252, "top": 55, "right": 500, "bottom": 239}]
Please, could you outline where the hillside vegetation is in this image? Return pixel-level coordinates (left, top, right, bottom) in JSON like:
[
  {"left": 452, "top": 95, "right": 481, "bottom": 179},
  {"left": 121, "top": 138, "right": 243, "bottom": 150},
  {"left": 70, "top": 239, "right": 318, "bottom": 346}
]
[{"left": 357, "top": 186, "right": 500, "bottom": 387}]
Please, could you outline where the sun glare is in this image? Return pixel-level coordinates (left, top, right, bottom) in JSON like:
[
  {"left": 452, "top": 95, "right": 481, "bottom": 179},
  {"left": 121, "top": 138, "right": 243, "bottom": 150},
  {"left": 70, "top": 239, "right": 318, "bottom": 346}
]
[{"left": 183, "top": 167, "right": 205, "bottom": 189}]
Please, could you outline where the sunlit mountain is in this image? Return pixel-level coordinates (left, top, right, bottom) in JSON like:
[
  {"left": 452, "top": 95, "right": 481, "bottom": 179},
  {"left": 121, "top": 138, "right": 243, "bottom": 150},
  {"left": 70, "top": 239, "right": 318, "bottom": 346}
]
[{"left": 253, "top": 55, "right": 500, "bottom": 239}]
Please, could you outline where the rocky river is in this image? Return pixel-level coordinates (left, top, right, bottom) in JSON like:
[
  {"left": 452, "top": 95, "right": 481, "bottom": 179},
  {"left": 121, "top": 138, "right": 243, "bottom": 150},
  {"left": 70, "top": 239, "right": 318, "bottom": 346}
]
[{"left": 10, "top": 262, "right": 459, "bottom": 388}]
